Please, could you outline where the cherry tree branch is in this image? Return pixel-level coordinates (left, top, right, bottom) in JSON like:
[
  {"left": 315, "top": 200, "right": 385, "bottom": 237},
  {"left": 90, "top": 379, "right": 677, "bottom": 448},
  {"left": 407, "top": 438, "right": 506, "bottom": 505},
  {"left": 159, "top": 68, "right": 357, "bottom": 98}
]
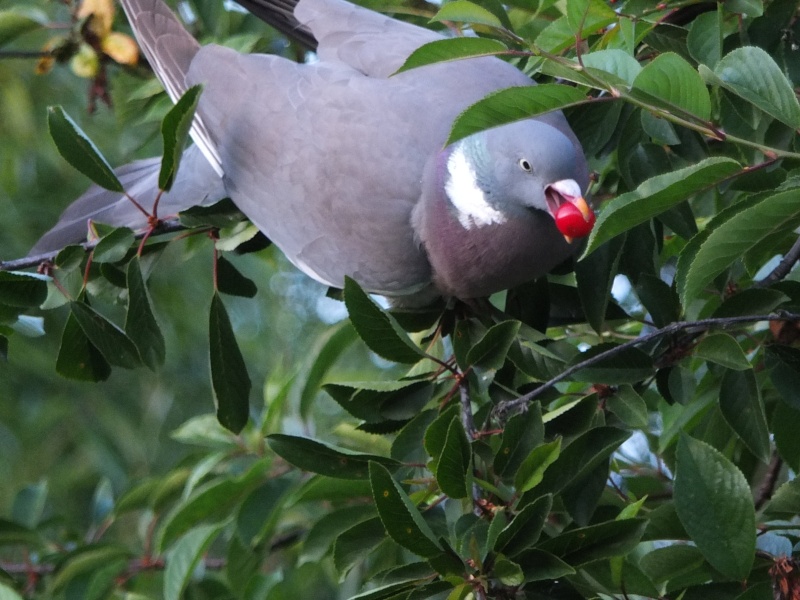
[
  {"left": 755, "top": 235, "right": 800, "bottom": 288},
  {"left": 494, "top": 311, "right": 800, "bottom": 420},
  {"left": 0, "top": 219, "right": 194, "bottom": 272}
]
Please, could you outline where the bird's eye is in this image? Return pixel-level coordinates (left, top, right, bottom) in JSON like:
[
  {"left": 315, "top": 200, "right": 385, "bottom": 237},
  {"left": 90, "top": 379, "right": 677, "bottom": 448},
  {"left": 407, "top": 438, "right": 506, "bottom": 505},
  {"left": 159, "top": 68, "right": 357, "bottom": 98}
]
[{"left": 518, "top": 159, "right": 532, "bottom": 172}]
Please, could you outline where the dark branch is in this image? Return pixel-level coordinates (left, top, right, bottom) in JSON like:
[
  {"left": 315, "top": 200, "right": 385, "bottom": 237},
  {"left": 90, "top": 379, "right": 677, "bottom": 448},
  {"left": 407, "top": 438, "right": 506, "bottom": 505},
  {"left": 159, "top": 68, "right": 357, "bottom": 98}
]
[
  {"left": 494, "top": 312, "right": 800, "bottom": 420},
  {"left": 1, "top": 219, "right": 193, "bottom": 272},
  {"left": 755, "top": 235, "right": 800, "bottom": 288},
  {"left": 0, "top": 50, "right": 55, "bottom": 59},
  {"left": 755, "top": 454, "right": 783, "bottom": 510}
]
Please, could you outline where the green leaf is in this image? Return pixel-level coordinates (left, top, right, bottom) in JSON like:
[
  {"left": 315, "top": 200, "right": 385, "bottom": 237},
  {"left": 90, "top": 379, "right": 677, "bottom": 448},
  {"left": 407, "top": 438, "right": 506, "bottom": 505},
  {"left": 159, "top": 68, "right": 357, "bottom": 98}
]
[
  {"left": 92, "top": 227, "right": 134, "bottom": 263},
  {"left": 332, "top": 517, "right": 386, "bottom": 575},
  {"left": 514, "top": 438, "right": 561, "bottom": 493},
  {"left": 607, "top": 385, "right": 648, "bottom": 429},
  {"left": 435, "top": 418, "right": 471, "bottom": 499},
  {"left": 493, "top": 556, "right": 524, "bottom": 586},
  {"left": 569, "top": 343, "right": 654, "bottom": 384},
  {"left": 423, "top": 406, "right": 460, "bottom": 466},
  {"left": 47, "top": 106, "right": 123, "bottom": 192},
  {"left": 368, "top": 462, "right": 442, "bottom": 558},
  {"left": 429, "top": 0, "right": 503, "bottom": 28},
  {"left": 565, "top": 0, "right": 617, "bottom": 37},
  {"left": 395, "top": 38, "right": 507, "bottom": 74},
  {"left": 159, "top": 85, "right": 202, "bottom": 191},
  {"left": 12, "top": 481, "right": 47, "bottom": 529},
  {"left": 494, "top": 494, "right": 551, "bottom": 556},
  {"left": 343, "top": 276, "right": 425, "bottom": 364},
  {"left": 576, "top": 236, "right": 624, "bottom": 333},
  {"left": 694, "top": 333, "right": 750, "bottom": 371},
  {"left": 325, "top": 380, "right": 432, "bottom": 423},
  {"left": 704, "top": 46, "right": 800, "bottom": 128},
  {"left": 236, "top": 477, "right": 294, "bottom": 546},
  {"left": 0, "top": 7, "right": 46, "bottom": 47},
  {"left": 157, "top": 461, "right": 266, "bottom": 550},
  {"left": 392, "top": 409, "right": 438, "bottom": 462},
  {"left": 0, "top": 272, "right": 48, "bottom": 308},
  {"left": 766, "top": 345, "right": 800, "bottom": 411},
  {"left": 465, "top": 320, "right": 520, "bottom": 371},
  {"left": 687, "top": 10, "right": 722, "bottom": 68},
  {"left": 773, "top": 402, "right": 800, "bottom": 472},
  {"left": 70, "top": 301, "right": 142, "bottom": 368},
  {"left": 301, "top": 505, "right": 378, "bottom": 562},
  {"left": 493, "top": 403, "right": 544, "bottom": 477},
  {"left": 763, "top": 478, "right": 800, "bottom": 519},
  {"left": 208, "top": 292, "right": 251, "bottom": 433},
  {"left": 533, "top": 426, "right": 630, "bottom": 496},
  {"left": 677, "top": 189, "right": 800, "bottom": 305},
  {"left": 639, "top": 545, "right": 706, "bottom": 586},
  {"left": 299, "top": 322, "right": 358, "bottom": 418},
  {"left": 719, "top": 368, "right": 770, "bottom": 463},
  {"left": 179, "top": 198, "right": 245, "bottom": 229},
  {"left": 515, "top": 549, "right": 575, "bottom": 582},
  {"left": 538, "top": 518, "right": 648, "bottom": 566},
  {"left": 125, "top": 258, "right": 166, "bottom": 370},
  {"left": 216, "top": 256, "right": 257, "bottom": 298},
  {"left": 580, "top": 49, "right": 642, "bottom": 86},
  {"left": 0, "top": 582, "right": 24, "bottom": 600},
  {"left": 267, "top": 434, "right": 399, "bottom": 479},
  {"left": 56, "top": 307, "right": 111, "bottom": 382},
  {"left": 447, "top": 85, "right": 588, "bottom": 145},
  {"left": 632, "top": 53, "right": 711, "bottom": 121},
  {"left": 584, "top": 158, "right": 741, "bottom": 256},
  {"left": 163, "top": 524, "right": 224, "bottom": 600},
  {"left": 674, "top": 435, "right": 755, "bottom": 580},
  {"left": 49, "top": 545, "right": 130, "bottom": 594}
]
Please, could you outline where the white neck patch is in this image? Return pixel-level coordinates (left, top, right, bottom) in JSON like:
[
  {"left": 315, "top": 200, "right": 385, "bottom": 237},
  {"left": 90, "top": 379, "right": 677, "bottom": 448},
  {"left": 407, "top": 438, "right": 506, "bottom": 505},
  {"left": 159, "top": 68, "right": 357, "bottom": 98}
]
[{"left": 445, "top": 144, "right": 506, "bottom": 230}]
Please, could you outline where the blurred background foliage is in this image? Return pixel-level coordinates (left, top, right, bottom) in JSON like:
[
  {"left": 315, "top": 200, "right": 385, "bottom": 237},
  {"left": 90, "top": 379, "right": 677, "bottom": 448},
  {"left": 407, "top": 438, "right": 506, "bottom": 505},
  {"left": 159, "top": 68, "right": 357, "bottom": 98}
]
[{"left": 0, "top": 0, "right": 361, "bottom": 528}]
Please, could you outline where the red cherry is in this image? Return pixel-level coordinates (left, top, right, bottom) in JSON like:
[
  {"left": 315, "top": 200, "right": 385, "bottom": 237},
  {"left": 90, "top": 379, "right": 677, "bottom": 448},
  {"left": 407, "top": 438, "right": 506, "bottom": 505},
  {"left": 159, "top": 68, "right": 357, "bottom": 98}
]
[{"left": 555, "top": 202, "right": 596, "bottom": 239}]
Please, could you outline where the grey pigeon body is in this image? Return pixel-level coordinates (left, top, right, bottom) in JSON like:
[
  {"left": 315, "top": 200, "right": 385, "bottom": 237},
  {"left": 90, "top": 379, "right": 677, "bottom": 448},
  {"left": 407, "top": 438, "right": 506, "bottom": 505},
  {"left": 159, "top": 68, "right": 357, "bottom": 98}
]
[{"left": 33, "top": 0, "right": 590, "bottom": 304}]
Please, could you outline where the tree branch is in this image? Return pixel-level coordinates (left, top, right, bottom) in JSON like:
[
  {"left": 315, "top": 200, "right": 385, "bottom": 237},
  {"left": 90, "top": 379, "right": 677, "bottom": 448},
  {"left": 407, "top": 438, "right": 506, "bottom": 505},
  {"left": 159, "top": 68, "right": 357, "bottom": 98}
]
[
  {"left": 755, "top": 235, "right": 800, "bottom": 288},
  {"left": 0, "top": 219, "right": 194, "bottom": 272},
  {"left": 0, "top": 50, "right": 55, "bottom": 59},
  {"left": 493, "top": 312, "right": 800, "bottom": 420},
  {"left": 755, "top": 454, "right": 784, "bottom": 510}
]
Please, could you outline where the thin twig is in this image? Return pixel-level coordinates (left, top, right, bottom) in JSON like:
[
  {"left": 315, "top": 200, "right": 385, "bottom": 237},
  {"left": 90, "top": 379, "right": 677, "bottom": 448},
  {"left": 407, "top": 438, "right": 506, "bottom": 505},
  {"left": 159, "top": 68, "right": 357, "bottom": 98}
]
[
  {"left": 0, "top": 50, "right": 55, "bottom": 59},
  {"left": 493, "top": 312, "right": 800, "bottom": 420},
  {"left": 454, "top": 371, "right": 483, "bottom": 515},
  {"left": 755, "top": 454, "right": 784, "bottom": 510},
  {"left": 0, "top": 219, "right": 194, "bottom": 272},
  {"left": 755, "top": 235, "right": 800, "bottom": 288}
]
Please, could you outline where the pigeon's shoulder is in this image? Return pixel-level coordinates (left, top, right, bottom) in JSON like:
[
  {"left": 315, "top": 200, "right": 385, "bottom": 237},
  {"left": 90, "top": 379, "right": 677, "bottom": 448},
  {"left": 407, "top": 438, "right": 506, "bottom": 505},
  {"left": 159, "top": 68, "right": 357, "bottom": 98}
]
[{"left": 295, "top": 0, "right": 442, "bottom": 77}]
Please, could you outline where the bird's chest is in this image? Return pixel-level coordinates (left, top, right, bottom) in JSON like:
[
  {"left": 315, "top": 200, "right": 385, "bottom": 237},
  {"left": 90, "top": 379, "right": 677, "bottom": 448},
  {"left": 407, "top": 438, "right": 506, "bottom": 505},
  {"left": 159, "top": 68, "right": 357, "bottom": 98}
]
[{"left": 418, "top": 167, "right": 573, "bottom": 299}]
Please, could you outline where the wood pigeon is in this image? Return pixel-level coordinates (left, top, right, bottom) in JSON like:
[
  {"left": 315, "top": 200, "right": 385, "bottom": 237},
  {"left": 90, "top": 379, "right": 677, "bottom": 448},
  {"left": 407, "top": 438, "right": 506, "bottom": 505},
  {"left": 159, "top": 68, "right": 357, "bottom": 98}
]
[{"left": 32, "top": 0, "right": 593, "bottom": 305}]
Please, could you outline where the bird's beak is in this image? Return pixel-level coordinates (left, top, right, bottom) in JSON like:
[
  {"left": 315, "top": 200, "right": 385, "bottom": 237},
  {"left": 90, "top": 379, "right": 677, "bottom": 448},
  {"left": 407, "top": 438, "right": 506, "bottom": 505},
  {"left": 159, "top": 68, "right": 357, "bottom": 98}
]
[{"left": 544, "top": 179, "right": 594, "bottom": 243}]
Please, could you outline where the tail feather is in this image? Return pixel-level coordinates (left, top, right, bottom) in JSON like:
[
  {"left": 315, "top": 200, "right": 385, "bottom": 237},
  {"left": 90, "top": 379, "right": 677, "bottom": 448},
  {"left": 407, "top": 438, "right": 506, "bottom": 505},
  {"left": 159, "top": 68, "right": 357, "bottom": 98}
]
[
  {"left": 231, "top": 0, "right": 317, "bottom": 49},
  {"left": 30, "top": 145, "right": 225, "bottom": 255},
  {"left": 120, "top": 0, "right": 222, "bottom": 176}
]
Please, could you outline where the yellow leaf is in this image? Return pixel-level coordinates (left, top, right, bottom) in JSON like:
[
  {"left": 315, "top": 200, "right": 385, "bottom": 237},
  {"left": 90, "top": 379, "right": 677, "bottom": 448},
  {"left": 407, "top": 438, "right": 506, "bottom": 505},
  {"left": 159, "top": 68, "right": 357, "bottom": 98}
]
[
  {"left": 70, "top": 43, "right": 99, "bottom": 78},
  {"left": 35, "top": 55, "right": 54, "bottom": 75},
  {"left": 77, "top": 0, "right": 115, "bottom": 37},
  {"left": 101, "top": 32, "right": 138, "bottom": 65}
]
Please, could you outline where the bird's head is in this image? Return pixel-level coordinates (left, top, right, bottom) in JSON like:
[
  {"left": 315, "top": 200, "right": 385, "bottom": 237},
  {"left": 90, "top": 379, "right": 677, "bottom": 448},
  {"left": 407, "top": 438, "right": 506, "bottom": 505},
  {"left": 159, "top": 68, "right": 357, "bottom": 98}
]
[{"left": 443, "top": 120, "right": 594, "bottom": 241}]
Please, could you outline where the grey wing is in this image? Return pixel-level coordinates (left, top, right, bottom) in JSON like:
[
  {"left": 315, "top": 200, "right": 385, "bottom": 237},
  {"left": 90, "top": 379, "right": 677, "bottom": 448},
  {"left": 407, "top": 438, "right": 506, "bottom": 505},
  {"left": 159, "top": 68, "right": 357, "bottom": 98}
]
[
  {"left": 30, "top": 146, "right": 225, "bottom": 255},
  {"left": 294, "top": 0, "right": 442, "bottom": 77}
]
